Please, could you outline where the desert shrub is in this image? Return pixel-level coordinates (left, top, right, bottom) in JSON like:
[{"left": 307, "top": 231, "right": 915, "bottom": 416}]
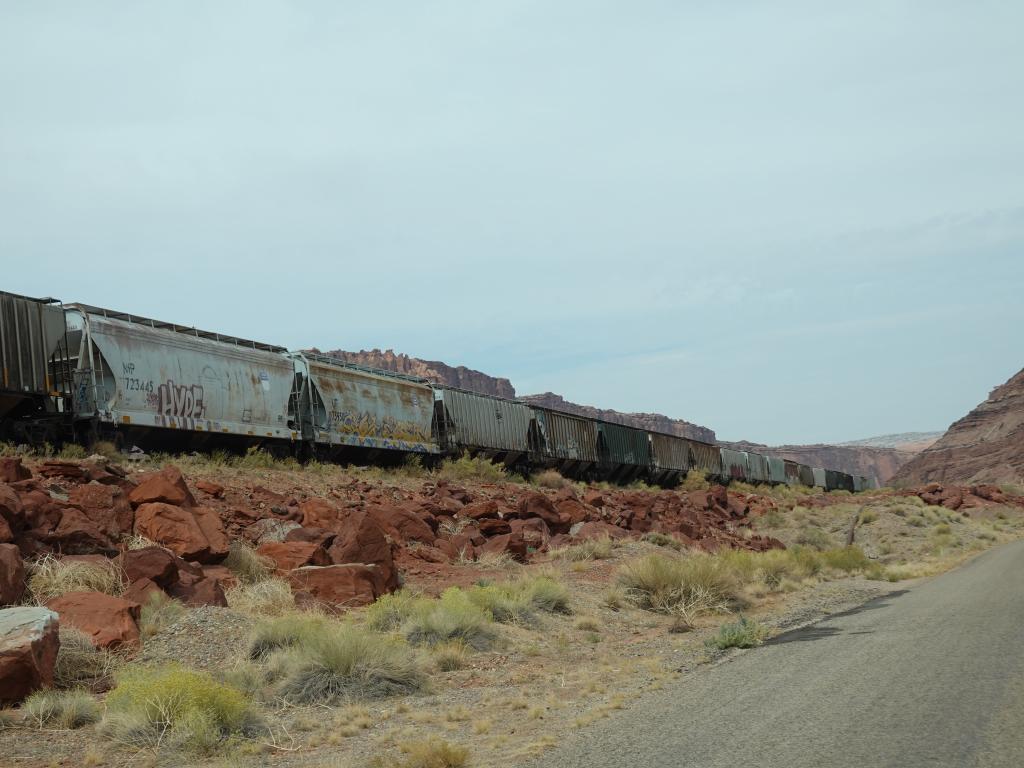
[
  {"left": 618, "top": 553, "right": 742, "bottom": 615},
  {"left": 602, "top": 585, "right": 627, "bottom": 611},
  {"left": 759, "top": 509, "right": 785, "bottom": 528},
  {"left": 859, "top": 509, "right": 879, "bottom": 525},
  {"left": 574, "top": 616, "right": 601, "bottom": 633},
  {"left": 366, "top": 589, "right": 422, "bottom": 632},
  {"left": 533, "top": 469, "right": 571, "bottom": 490},
  {"left": 249, "top": 615, "right": 327, "bottom": 660},
  {"left": 385, "top": 738, "right": 470, "bottom": 768},
  {"left": 22, "top": 689, "right": 101, "bottom": 729},
  {"left": 139, "top": 591, "right": 187, "bottom": 639},
  {"left": 101, "top": 665, "right": 259, "bottom": 753},
  {"left": 795, "top": 527, "right": 833, "bottom": 550},
  {"left": 680, "top": 470, "right": 710, "bottom": 491},
  {"left": 471, "top": 549, "right": 517, "bottom": 569},
  {"left": 405, "top": 588, "right": 497, "bottom": 650},
  {"left": 642, "top": 532, "right": 682, "bottom": 550},
  {"left": 275, "top": 625, "right": 425, "bottom": 704},
  {"left": 706, "top": 616, "right": 767, "bottom": 650},
  {"left": 225, "top": 578, "right": 295, "bottom": 616},
  {"left": 519, "top": 575, "right": 571, "bottom": 614},
  {"left": 54, "top": 627, "right": 118, "bottom": 690},
  {"left": 234, "top": 446, "right": 280, "bottom": 469},
  {"left": 934, "top": 522, "right": 952, "bottom": 536},
  {"left": 223, "top": 541, "right": 274, "bottom": 584},
  {"left": 27, "top": 555, "right": 125, "bottom": 603},
  {"left": 820, "top": 546, "right": 870, "bottom": 572},
  {"left": 467, "top": 584, "right": 533, "bottom": 624},
  {"left": 431, "top": 641, "right": 470, "bottom": 672},
  {"left": 436, "top": 455, "right": 508, "bottom": 484},
  {"left": 551, "top": 537, "right": 615, "bottom": 562},
  {"left": 57, "top": 443, "right": 89, "bottom": 460}
]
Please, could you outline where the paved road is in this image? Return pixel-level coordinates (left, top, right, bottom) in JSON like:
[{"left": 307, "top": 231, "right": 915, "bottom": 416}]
[{"left": 530, "top": 540, "right": 1024, "bottom": 768}]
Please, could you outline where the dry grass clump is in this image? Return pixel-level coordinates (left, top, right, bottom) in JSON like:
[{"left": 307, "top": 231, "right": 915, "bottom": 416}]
[
  {"left": 366, "top": 589, "right": 422, "bottom": 632},
  {"left": 26, "top": 555, "right": 125, "bottom": 603},
  {"left": 223, "top": 540, "right": 274, "bottom": 584},
  {"left": 54, "top": 627, "right": 119, "bottom": 690},
  {"left": 680, "top": 470, "right": 710, "bottom": 491},
  {"left": 377, "top": 738, "right": 470, "bottom": 768},
  {"left": 618, "top": 553, "right": 742, "bottom": 615},
  {"left": 533, "top": 469, "right": 571, "bottom": 490},
  {"left": 225, "top": 577, "right": 295, "bottom": 616},
  {"left": 22, "top": 689, "right": 101, "bottom": 729},
  {"left": 551, "top": 536, "right": 615, "bottom": 562},
  {"left": 273, "top": 625, "right": 426, "bottom": 704},
  {"left": 431, "top": 641, "right": 470, "bottom": 672},
  {"left": 642, "top": 532, "right": 683, "bottom": 550},
  {"left": 100, "top": 665, "right": 261, "bottom": 754},
  {"left": 436, "top": 455, "right": 509, "bottom": 484},
  {"left": 404, "top": 588, "right": 498, "bottom": 650},
  {"left": 248, "top": 615, "right": 328, "bottom": 660},
  {"left": 139, "top": 592, "right": 188, "bottom": 639}
]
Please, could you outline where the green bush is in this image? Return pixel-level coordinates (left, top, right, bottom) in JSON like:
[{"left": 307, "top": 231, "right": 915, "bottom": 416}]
[
  {"left": 276, "top": 625, "right": 425, "bottom": 703},
  {"left": 404, "top": 588, "right": 497, "bottom": 650},
  {"left": 642, "top": 532, "right": 682, "bottom": 550},
  {"left": 23, "top": 689, "right": 100, "bottom": 729},
  {"left": 795, "top": 527, "right": 833, "bottom": 550},
  {"left": 102, "top": 665, "right": 259, "bottom": 753},
  {"left": 551, "top": 537, "right": 615, "bottom": 561},
  {"left": 365, "top": 589, "right": 422, "bottom": 632},
  {"left": 519, "top": 575, "right": 571, "bottom": 614},
  {"left": 706, "top": 616, "right": 767, "bottom": 650}
]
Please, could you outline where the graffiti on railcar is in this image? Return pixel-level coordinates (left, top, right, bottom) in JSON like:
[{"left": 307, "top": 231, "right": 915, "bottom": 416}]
[
  {"left": 155, "top": 380, "right": 206, "bottom": 419},
  {"left": 328, "top": 409, "right": 430, "bottom": 443}
]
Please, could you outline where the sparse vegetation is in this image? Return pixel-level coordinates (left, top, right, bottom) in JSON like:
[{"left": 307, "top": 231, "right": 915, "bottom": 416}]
[
  {"left": 431, "top": 641, "right": 470, "bottom": 672},
  {"left": 101, "top": 665, "right": 260, "bottom": 754},
  {"left": 54, "top": 628, "right": 118, "bottom": 690},
  {"left": 533, "top": 469, "right": 571, "bottom": 489},
  {"left": 380, "top": 738, "right": 470, "bottom": 768},
  {"left": 706, "top": 616, "right": 768, "bottom": 650},
  {"left": 680, "top": 470, "right": 710, "bottom": 491},
  {"left": 436, "top": 455, "right": 508, "bottom": 484},
  {"left": 27, "top": 555, "right": 125, "bottom": 603},
  {"left": 22, "top": 689, "right": 101, "bottom": 729},
  {"left": 274, "top": 625, "right": 426, "bottom": 704},
  {"left": 618, "top": 553, "right": 742, "bottom": 616},
  {"left": 642, "top": 532, "right": 682, "bottom": 550},
  {"left": 552, "top": 537, "right": 615, "bottom": 561},
  {"left": 223, "top": 540, "right": 274, "bottom": 584},
  {"left": 404, "top": 588, "right": 498, "bottom": 650},
  {"left": 225, "top": 577, "right": 296, "bottom": 616},
  {"left": 139, "top": 591, "right": 187, "bottom": 639}
]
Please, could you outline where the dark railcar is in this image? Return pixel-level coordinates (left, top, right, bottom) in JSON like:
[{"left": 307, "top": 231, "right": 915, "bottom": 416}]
[
  {"left": 528, "top": 406, "right": 599, "bottom": 479},
  {"left": 597, "top": 421, "right": 651, "bottom": 482}
]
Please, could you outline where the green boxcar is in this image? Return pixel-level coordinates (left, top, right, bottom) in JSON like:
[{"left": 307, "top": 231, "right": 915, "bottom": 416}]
[
  {"left": 434, "top": 387, "right": 531, "bottom": 462},
  {"left": 825, "top": 469, "right": 855, "bottom": 492},
  {"left": 597, "top": 421, "right": 651, "bottom": 482},
  {"left": 720, "top": 448, "right": 748, "bottom": 482},
  {"left": 687, "top": 439, "right": 723, "bottom": 480},
  {"left": 529, "top": 407, "right": 599, "bottom": 477},
  {"left": 798, "top": 463, "right": 815, "bottom": 487},
  {"left": 766, "top": 456, "right": 788, "bottom": 485},
  {"left": 746, "top": 452, "right": 769, "bottom": 484},
  {"left": 649, "top": 432, "right": 689, "bottom": 485},
  {"left": 811, "top": 467, "right": 827, "bottom": 488}
]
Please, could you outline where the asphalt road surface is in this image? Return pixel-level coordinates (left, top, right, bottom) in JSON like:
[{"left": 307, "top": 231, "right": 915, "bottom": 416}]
[{"left": 529, "top": 540, "right": 1024, "bottom": 768}]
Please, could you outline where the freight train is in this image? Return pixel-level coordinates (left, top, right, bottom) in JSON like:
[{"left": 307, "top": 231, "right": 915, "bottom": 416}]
[{"left": 0, "top": 290, "right": 874, "bottom": 492}]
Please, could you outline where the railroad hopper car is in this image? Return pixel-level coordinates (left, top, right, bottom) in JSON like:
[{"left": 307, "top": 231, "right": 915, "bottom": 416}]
[
  {"left": 0, "top": 291, "right": 73, "bottom": 443},
  {"left": 294, "top": 353, "right": 436, "bottom": 459},
  {"left": 0, "top": 293, "right": 865, "bottom": 492}
]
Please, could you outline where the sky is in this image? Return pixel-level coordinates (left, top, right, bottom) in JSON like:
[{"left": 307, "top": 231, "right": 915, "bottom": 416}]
[{"left": 2, "top": 1, "right": 1022, "bottom": 445}]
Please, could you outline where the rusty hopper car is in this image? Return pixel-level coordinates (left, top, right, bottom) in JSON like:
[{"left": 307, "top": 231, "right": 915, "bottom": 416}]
[
  {"left": 293, "top": 353, "right": 436, "bottom": 456},
  {"left": 0, "top": 291, "right": 72, "bottom": 441},
  {"left": 65, "top": 304, "right": 297, "bottom": 448},
  {"left": 720, "top": 448, "right": 748, "bottom": 482},
  {"left": 649, "top": 432, "right": 689, "bottom": 485}
]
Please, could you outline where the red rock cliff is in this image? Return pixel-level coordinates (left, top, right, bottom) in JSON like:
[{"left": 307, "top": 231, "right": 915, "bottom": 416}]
[{"left": 890, "top": 367, "right": 1024, "bottom": 486}]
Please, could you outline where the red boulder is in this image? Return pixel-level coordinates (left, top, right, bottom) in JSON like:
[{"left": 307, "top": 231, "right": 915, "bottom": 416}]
[
  {"left": 288, "top": 564, "right": 387, "bottom": 609},
  {"left": 47, "top": 591, "right": 141, "bottom": 649},
  {"left": 0, "top": 606, "right": 60, "bottom": 705},
  {"left": 128, "top": 466, "right": 196, "bottom": 509},
  {"left": 0, "top": 544, "right": 26, "bottom": 606}
]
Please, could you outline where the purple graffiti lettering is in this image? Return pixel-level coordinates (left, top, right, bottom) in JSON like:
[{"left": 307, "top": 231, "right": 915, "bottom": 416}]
[{"left": 157, "top": 380, "right": 205, "bottom": 419}]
